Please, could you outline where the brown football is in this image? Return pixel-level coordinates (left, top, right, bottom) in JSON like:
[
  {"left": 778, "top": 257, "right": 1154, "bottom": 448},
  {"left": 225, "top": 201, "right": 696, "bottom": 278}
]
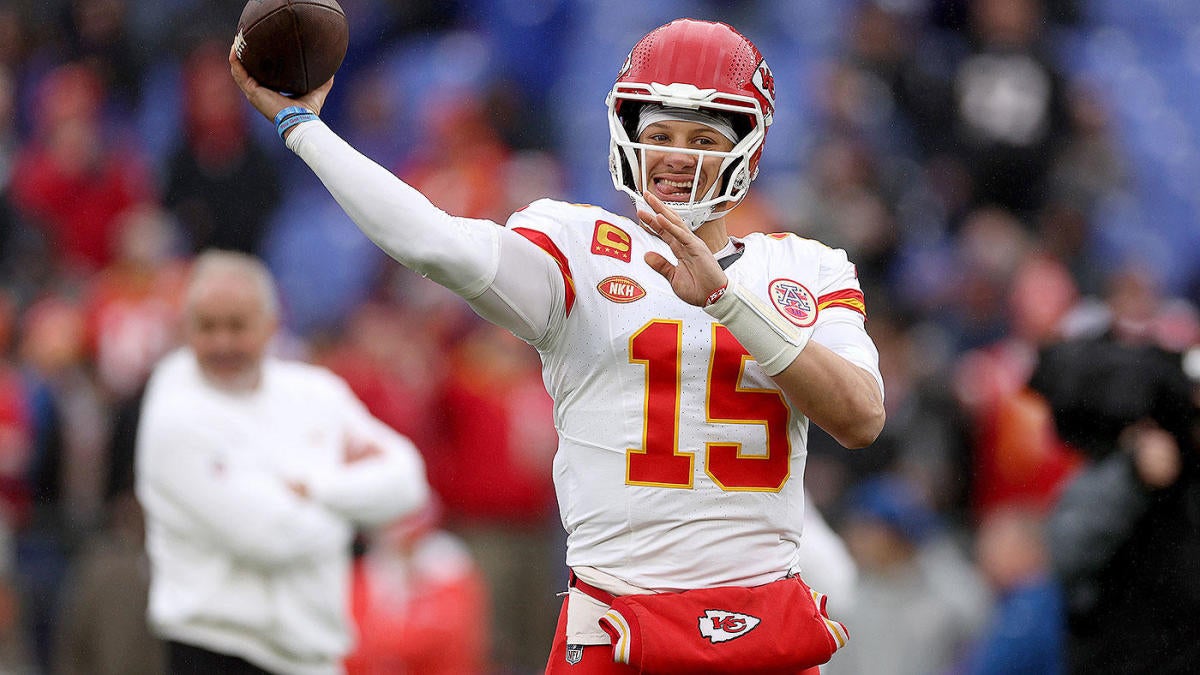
[{"left": 235, "top": 0, "right": 348, "bottom": 95}]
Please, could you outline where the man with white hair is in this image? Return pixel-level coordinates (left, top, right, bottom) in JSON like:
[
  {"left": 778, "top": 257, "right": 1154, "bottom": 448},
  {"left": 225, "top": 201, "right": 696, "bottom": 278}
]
[{"left": 136, "top": 250, "right": 430, "bottom": 675}]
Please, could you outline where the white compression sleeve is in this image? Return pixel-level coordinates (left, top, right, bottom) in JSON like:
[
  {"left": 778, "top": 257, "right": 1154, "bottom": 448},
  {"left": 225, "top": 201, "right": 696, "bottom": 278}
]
[
  {"left": 702, "top": 270, "right": 814, "bottom": 376},
  {"left": 285, "top": 120, "right": 561, "bottom": 341}
]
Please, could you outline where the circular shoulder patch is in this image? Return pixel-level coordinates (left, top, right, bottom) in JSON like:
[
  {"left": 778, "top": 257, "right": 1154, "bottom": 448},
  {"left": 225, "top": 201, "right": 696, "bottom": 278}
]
[{"left": 768, "top": 278, "right": 818, "bottom": 327}]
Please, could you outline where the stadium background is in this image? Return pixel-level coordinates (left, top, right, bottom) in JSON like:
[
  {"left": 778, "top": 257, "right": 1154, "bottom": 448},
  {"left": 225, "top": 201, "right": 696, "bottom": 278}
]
[{"left": 0, "top": 0, "right": 1196, "bottom": 673}]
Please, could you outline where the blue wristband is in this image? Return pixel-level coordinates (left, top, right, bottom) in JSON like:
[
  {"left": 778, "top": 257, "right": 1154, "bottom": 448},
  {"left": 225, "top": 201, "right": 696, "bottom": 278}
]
[{"left": 274, "top": 105, "right": 318, "bottom": 139}]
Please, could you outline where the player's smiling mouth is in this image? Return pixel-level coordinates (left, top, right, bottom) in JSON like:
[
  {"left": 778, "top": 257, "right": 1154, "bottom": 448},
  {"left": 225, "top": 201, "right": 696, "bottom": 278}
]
[{"left": 653, "top": 176, "right": 696, "bottom": 199}]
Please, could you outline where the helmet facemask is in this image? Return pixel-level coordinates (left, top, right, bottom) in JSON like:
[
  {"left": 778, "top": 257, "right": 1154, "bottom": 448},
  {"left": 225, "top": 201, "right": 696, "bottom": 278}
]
[{"left": 607, "top": 87, "right": 765, "bottom": 231}]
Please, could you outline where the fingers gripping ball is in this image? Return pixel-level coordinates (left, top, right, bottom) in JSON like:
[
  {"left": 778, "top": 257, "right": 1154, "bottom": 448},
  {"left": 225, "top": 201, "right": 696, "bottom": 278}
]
[{"left": 234, "top": 0, "right": 348, "bottom": 95}]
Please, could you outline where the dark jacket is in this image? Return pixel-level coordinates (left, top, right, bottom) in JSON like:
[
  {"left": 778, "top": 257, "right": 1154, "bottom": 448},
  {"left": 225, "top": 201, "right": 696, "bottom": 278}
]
[{"left": 1038, "top": 338, "right": 1200, "bottom": 674}]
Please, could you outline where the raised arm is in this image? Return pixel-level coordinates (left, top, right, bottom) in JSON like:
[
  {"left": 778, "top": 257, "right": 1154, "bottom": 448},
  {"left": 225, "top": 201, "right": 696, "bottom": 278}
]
[{"left": 228, "top": 48, "right": 563, "bottom": 342}]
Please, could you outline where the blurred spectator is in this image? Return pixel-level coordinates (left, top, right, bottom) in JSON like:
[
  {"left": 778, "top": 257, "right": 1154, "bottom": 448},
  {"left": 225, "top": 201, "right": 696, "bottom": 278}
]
[
  {"left": 1033, "top": 295, "right": 1198, "bottom": 673},
  {"left": 0, "top": 64, "right": 15, "bottom": 188},
  {"left": 15, "top": 294, "right": 108, "bottom": 672},
  {"left": 0, "top": 292, "right": 34, "bottom": 673},
  {"left": 952, "top": 208, "right": 1037, "bottom": 350},
  {"left": 400, "top": 91, "right": 514, "bottom": 223},
  {"left": 51, "top": 274, "right": 184, "bottom": 675},
  {"left": 792, "top": 135, "right": 900, "bottom": 294},
  {"left": 947, "top": 503, "right": 1065, "bottom": 675},
  {"left": 163, "top": 39, "right": 281, "bottom": 256},
  {"left": 20, "top": 296, "right": 110, "bottom": 537},
  {"left": 314, "top": 300, "right": 444, "bottom": 449},
  {"left": 344, "top": 502, "right": 490, "bottom": 675},
  {"left": 824, "top": 474, "right": 988, "bottom": 675},
  {"left": 810, "top": 1, "right": 954, "bottom": 279},
  {"left": 941, "top": 0, "right": 1072, "bottom": 218},
  {"left": 136, "top": 250, "right": 431, "bottom": 674},
  {"left": 0, "top": 511, "right": 30, "bottom": 673},
  {"left": 8, "top": 62, "right": 154, "bottom": 278},
  {"left": 61, "top": 0, "right": 146, "bottom": 112},
  {"left": 0, "top": 291, "right": 35, "bottom": 533},
  {"left": 426, "top": 321, "right": 560, "bottom": 673},
  {"left": 1093, "top": 264, "right": 1200, "bottom": 354},
  {"left": 52, "top": 490, "right": 165, "bottom": 675},
  {"left": 398, "top": 88, "right": 565, "bottom": 224},
  {"left": 954, "top": 254, "right": 1084, "bottom": 517},
  {"left": 1045, "top": 83, "right": 1126, "bottom": 215},
  {"left": 1043, "top": 381, "right": 1198, "bottom": 672},
  {"left": 834, "top": 1, "right": 949, "bottom": 161},
  {"left": 81, "top": 204, "right": 187, "bottom": 403},
  {"left": 822, "top": 4, "right": 918, "bottom": 158}
]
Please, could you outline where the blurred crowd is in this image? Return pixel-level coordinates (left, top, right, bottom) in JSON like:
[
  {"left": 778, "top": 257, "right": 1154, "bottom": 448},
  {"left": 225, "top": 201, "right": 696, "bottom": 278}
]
[{"left": 0, "top": 0, "right": 1196, "bottom": 673}]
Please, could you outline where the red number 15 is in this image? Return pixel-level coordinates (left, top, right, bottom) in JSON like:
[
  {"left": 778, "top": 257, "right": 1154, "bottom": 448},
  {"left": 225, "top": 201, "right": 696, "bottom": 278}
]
[{"left": 627, "top": 320, "right": 793, "bottom": 491}]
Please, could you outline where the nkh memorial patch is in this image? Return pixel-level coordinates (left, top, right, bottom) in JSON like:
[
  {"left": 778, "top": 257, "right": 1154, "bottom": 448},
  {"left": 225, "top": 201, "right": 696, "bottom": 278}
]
[
  {"left": 768, "top": 278, "right": 818, "bottom": 327},
  {"left": 597, "top": 275, "right": 646, "bottom": 303},
  {"left": 698, "top": 609, "right": 761, "bottom": 643}
]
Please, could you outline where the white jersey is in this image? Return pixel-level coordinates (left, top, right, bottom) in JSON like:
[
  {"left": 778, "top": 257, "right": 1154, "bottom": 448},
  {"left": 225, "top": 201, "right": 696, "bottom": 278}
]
[
  {"left": 508, "top": 199, "right": 873, "bottom": 591},
  {"left": 137, "top": 349, "right": 430, "bottom": 674}
]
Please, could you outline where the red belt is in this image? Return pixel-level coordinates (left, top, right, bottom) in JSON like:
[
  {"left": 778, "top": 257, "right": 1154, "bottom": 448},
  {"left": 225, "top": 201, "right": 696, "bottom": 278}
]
[{"left": 569, "top": 570, "right": 616, "bottom": 604}]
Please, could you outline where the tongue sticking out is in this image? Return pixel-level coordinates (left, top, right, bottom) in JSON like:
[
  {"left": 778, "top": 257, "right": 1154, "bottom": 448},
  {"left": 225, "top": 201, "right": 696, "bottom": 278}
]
[{"left": 657, "top": 178, "right": 693, "bottom": 198}]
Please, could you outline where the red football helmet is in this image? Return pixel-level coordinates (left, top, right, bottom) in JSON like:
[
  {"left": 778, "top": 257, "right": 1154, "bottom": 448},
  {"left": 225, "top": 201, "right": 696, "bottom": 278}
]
[{"left": 607, "top": 19, "right": 775, "bottom": 229}]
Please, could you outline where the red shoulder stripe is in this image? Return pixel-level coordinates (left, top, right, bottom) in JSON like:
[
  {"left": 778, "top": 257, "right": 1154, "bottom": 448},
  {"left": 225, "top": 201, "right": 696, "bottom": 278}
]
[
  {"left": 817, "top": 288, "right": 866, "bottom": 317},
  {"left": 512, "top": 227, "right": 576, "bottom": 316}
]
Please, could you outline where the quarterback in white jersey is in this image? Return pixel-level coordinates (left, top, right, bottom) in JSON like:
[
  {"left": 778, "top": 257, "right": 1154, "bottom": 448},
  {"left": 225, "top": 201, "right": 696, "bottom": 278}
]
[
  {"left": 509, "top": 197, "right": 876, "bottom": 591},
  {"left": 232, "top": 16, "right": 884, "bottom": 673}
]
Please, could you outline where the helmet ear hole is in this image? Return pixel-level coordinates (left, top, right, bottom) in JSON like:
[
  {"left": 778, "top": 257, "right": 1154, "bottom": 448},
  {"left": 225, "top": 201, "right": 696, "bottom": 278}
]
[{"left": 717, "top": 157, "right": 753, "bottom": 203}]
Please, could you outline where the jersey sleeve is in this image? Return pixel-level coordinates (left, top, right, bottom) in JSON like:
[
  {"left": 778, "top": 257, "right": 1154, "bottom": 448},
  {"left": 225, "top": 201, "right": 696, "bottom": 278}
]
[
  {"left": 811, "top": 245, "right": 884, "bottom": 398},
  {"left": 498, "top": 199, "right": 581, "bottom": 345}
]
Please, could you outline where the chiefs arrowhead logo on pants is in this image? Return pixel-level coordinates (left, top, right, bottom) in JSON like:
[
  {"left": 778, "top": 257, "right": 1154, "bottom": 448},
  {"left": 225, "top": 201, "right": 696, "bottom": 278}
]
[{"left": 698, "top": 609, "right": 761, "bottom": 643}]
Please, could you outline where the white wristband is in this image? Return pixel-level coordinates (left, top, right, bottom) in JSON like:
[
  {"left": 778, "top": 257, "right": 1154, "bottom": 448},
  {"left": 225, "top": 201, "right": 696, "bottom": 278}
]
[{"left": 703, "top": 279, "right": 813, "bottom": 376}]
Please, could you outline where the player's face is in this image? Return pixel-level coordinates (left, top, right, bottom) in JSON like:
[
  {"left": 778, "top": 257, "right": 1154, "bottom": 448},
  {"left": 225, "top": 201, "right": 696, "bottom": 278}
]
[
  {"left": 185, "top": 276, "right": 277, "bottom": 391},
  {"left": 636, "top": 120, "right": 736, "bottom": 205}
]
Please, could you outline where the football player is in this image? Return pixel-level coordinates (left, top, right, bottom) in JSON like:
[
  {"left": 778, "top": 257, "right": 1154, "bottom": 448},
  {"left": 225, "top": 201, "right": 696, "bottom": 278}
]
[{"left": 232, "top": 18, "right": 884, "bottom": 674}]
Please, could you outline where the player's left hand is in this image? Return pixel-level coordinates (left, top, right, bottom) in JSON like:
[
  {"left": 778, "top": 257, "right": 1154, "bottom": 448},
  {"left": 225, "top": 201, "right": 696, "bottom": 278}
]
[{"left": 640, "top": 191, "right": 728, "bottom": 307}]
